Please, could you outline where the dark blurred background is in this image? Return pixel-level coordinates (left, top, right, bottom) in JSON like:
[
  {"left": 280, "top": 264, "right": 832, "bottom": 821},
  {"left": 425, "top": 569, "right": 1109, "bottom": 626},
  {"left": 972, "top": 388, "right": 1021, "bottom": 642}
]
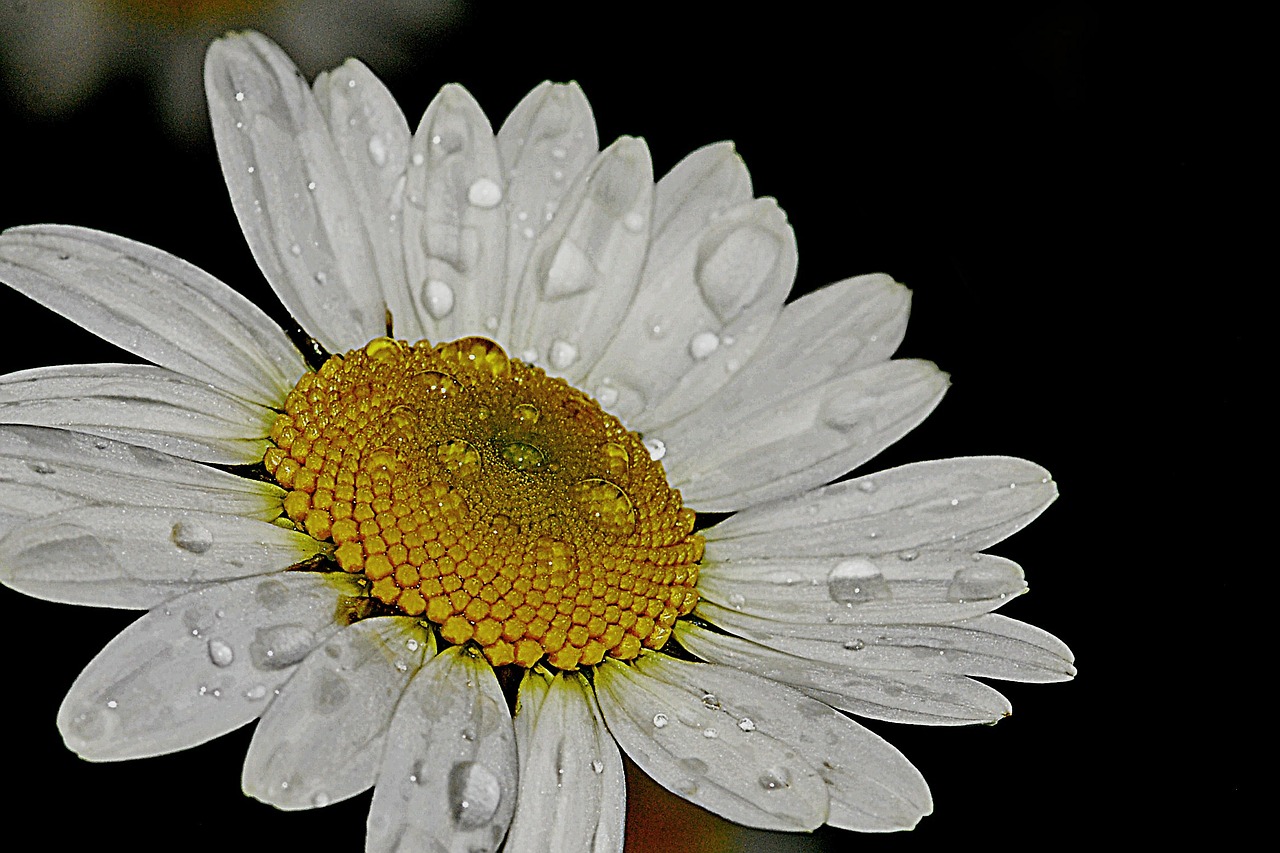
[{"left": 0, "top": 3, "right": 1237, "bottom": 850}]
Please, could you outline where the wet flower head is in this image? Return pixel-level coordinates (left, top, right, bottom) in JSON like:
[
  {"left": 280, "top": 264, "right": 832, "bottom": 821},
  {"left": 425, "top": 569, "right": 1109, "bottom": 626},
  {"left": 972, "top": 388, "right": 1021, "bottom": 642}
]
[
  {"left": 268, "top": 334, "right": 701, "bottom": 669},
  {"left": 0, "top": 29, "right": 1074, "bottom": 853}
]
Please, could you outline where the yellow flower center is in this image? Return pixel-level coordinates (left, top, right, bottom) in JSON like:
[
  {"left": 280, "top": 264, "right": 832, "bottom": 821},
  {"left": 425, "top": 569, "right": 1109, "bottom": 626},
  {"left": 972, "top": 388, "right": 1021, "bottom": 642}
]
[{"left": 264, "top": 336, "right": 702, "bottom": 671}]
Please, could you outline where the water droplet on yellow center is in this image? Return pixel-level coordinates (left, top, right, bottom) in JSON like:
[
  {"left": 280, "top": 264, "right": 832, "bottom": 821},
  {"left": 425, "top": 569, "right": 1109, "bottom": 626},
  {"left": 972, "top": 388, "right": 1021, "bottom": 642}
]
[{"left": 264, "top": 336, "right": 702, "bottom": 670}]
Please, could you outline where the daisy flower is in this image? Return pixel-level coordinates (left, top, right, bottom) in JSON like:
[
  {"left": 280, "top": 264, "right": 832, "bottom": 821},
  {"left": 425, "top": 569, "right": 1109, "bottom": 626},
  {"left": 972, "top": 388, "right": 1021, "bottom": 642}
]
[{"left": 0, "top": 30, "right": 1075, "bottom": 852}]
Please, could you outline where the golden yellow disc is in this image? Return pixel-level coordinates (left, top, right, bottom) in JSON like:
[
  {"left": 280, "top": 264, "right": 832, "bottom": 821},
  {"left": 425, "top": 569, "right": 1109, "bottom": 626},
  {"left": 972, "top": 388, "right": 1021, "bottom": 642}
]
[{"left": 264, "top": 336, "right": 702, "bottom": 670}]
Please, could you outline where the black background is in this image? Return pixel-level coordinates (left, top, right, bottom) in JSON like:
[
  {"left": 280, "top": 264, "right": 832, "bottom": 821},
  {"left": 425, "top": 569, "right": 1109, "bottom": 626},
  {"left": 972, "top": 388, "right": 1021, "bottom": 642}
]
[{"left": 0, "top": 3, "right": 1240, "bottom": 850}]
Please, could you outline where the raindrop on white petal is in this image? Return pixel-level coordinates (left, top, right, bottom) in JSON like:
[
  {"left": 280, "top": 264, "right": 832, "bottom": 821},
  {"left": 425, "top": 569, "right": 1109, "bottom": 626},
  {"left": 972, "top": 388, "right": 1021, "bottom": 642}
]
[
  {"left": 289, "top": 243, "right": 302, "bottom": 256},
  {"left": 235, "top": 91, "right": 245, "bottom": 102},
  {"left": 171, "top": 519, "right": 213, "bottom": 554},
  {"left": 947, "top": 563, "right": 1021, "bottom": 602},
  {"left": 591, "top": 759, "right": 604, "bottom": 774},
  {"left": 312, "top": 792, "right": 330, "bottom": 807},
  {"left": 448, "top": 761, "right": 502, "bottom": 830},
  {"left": 623, "top": 211, "right": 646, "bottom": 232},
  {"left": 688, "top": 331, "right": 720, "bottom": 360},
  {"left": 857, "top": 479, "right": 878, "bottom": 493},
  {"left": 549, "top": 340, "right": 578, "bottom": 370},
  {"left": 467, "top": 178, "right": 503, "bottom": 208},
  {"left": 307, "top": 181, "right": 316, "bottom": 191},
  {"left": 726, "top": 592, "right": 745, "bottom": 609},
  {"left": 207, "top": 639, "right": 234, "bottom": 668},
  {"left": 412, "top": 152, "right": 425, "bottom": 166},
  {"left": 406, "top": 638, "right": 420, "bottom": 652},
  {"left": 250, "top": 625, "right": 315, "bottom": 670},
  {"left": 245, "top": 684, "right": 268, "bottom": 701},
  {"left": 700, "top": 693, "right": 721, "bottom": 711},
  {"left": 702, "top": 728, "right": 718, "bottom": 739},
  {"left": 758, "top": 767, "right": 792, "bottom": 791},
  {"left": 843, "top": 639, "right": 866, "bottom": 651},
  {"left": 827, "top": 558, "right": 891, "bottom": 604},
  {"left": 422, "top": 279, "right": 455, "bottom": 319},
  {"left": 643, "top": 437, "right": 666, "bottom": 461},
  {"left": 368, "top": 136, "right": 388, "bottom": 167},
  {"left": 737, "top": 717, "right": 756, "bottom": 732},
  {"left": 652, "top": 713, "right": 669, "bottom": 729}
]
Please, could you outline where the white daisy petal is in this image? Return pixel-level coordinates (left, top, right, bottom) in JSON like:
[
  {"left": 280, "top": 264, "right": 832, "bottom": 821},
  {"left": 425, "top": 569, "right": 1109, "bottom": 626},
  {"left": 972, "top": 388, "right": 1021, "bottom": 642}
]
[
  {"left": 706, "top": 456, "right": 1057, "bottom": 559},
  {"left": 675, "top": 622, "right": 1011, "bottom": 726},
  {"left": 698, "top": 551, "right": 1026, "bottom": 626},
  {"left": 594, "top": 656, "right": 829, "bottom": 832},
  {"left": 205, "top": 32, "right": 387, "bottom": 352},
  {"left": 629, "top": 646, "right": 931, "bottom": 832},
  {"left": 504, "top": 670, "right": 626, "bottom": 853},
  {"left": 366, "top": 646, "right": 519, "bottom": 853},
  {"left": 400, "top": 84, "right": 508, "bottom": 343},
  {"left": 0, "top": 225, "right": 305, "bottom": 406},
  {"left": 312, "top": 59, "right": 414, "bottom": 341},
  {"left": 664, "top": 273, "right": 912, "bottom": 429},
  {"left": 57, "top": 572, "right": 359, "bottom": 761},
  {"left": 508, "top": 138, "right": 655, "bottom": 381},
  {"left": 666, "top": 359, "right": 948, "bottom": 510},
  {"left": 496, "top": 81, "right": 599, "bottom": 331},
  {"left": 649, "top": 142, "right": 754, "bottom": 274},
  {"left": 710, "top": 614, "right": 1077, "bottom": 684},
  {"left": 243, "top": 617, "right": 434, "bottom": 811},
  {"left": 586, "top": 197, "right": 796, "bottom": 428},
  {"left": 0, "top": 363, "right": 274, "bottom": 464},
  {"left": 0, "top": 505, "right": 324, "bottom": 609},
  {"left": 0, "top": 426, "right": 283, "bottom": 535}
]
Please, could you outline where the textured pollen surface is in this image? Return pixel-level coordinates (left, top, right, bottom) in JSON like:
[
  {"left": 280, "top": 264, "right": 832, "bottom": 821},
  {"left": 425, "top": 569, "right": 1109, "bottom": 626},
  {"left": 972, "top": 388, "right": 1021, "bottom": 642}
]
[{"left": 264, "top": 336, "right": 703, "bottom": 670}]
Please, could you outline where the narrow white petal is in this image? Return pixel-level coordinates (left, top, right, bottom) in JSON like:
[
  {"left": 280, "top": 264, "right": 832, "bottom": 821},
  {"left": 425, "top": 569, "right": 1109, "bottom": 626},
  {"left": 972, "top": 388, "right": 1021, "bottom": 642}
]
[
  {"left": 496, "top": 81, "right": 599, "bottom": 333},
  {"left": 0, "top": 426, "right": 283, "bottom": 538},
  {"left": 713, "top": 614, "right": 1077, "bottom": 684},
  {"left": 57, "top": 573, "right": 359, "bottom": 761},
  {"left": 648, "top": 142, "right": 754, "bottom": 275},
  {"left": 676, "top": 622, "right": 1011, "bottom": 726},
  {"left": 507, "top": 138, "right": 654, "bottom": 383},
  {"left": 0, "top": 225, "right": 304, "bottom": 405},
  {"left": 706, "top": 457, "right": 1058, "bottom": 560},
  {"left": 243, "top": 617, "right": 434, "bottom": 810},
  {"left": 697, "top": 552, "right": 1027, "bottom": 626},
  {"left": 504, "top": 670, "right": 625, "bottom": 853},
  {"left": 0, "top": 505, "right": 324, "bottom": 609},
  {"left": 0, "top": 363, "right": 274, "bottom": 464},
  {"left": 593, "top": 657, "right": 828, "bottom": 831},
  {"left": 366, "top": 646, "right": 518, "bottom": 853},
  {"left": 629, "top": 645, "right": 932, "bottom": 832},
  {"left": 313, "top": 59, "right": 415, "bottom": 341},
  {"left": 666, "top": 359, "right": 948, "bottom": 510},
  {"left": 400, "top": 84, "right": 508, "bottom": 343},
  {"left": 586, "top": 197, "right": 795, "bottom": 428},
  {"left": 205, "top": 32, "right": 387, "bottom": 352},
  {"left": 659, "top": 274, "right": 911, "bottom": 434}
]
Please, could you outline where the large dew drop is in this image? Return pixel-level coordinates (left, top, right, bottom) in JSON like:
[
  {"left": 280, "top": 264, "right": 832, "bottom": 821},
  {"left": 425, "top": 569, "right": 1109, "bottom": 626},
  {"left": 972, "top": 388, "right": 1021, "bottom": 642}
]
[
  {"left": 448, "top": 761, "right": 502, "bottom": 830},
  {"left": 171, "top": 519, "right": 213, "bottom": 554},
  {"left": 827, "top": 558, "right": 891, "bottom": 604},
  {"left": 250, "top": 624, "right": 315, "bottom": 670},
  {"left": 946, "top": 562, "right": 1022, "bottom": 602}
]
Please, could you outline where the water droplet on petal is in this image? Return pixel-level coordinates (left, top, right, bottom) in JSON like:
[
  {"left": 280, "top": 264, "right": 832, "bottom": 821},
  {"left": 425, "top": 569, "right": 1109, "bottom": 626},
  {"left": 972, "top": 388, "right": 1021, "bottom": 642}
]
[
  {"left": 235, "top": 91, "right": 245, "bottom": 102},
  {"left": 843, "top": 639, "right": 866, "bottom": 651},
  {"left": 652, "top": 713, "right": 669, "bottom": 729},
  {"left": 623, "top": 211, "right": 646, "bottom": 232},
  {"left": 695, "top": 224, "right": 781, "bottom": 322},
  {"left": 549, "top": 340, "right": 578, "bottom": 370},
  {"left": 688, "top": 331, "right": 720, "bottom": 360},
  {"left": 827, "top": 558, "right": 891, "bottom": 604},
  {"left": 171, "top": 519, "right": 213, "bottom": 554},
  {"left": 643, "top": 437, "right": 666, "bottom": 461},
  {"left": 250, "top": 624, "right": 315, "bottom": 670},
  {"left": 737, "top": 717, "right": 756, "bottom": 732},
  {"left": 422, "top": 279, "right": 455, "bottom": 319},
  {"left": 368, "top": 136, "right": 388, "bottom": 166},
  {"left": 591, "top": 759, "right": 604, "bottom": 774},
  {"left": 448, "top": 761, "right": 502, "bottom": 830},
  {"left": 467, "top": 178, "right": 503, "bottom": 208},
  {"left": 700, "top": 693, "right": 721, "bottom": 711},
  {"left": 680, "top": 757, "right": 709, "bottom": 775},
  {"left": 289, "top": 243, "right": 302, "bottom": 256},
  {"left": 312, "top": 792, "right": 330, "bottom": 807},
  {"left": 702, "top": 728, "right": 719, "bottom": 739},
  {"left": 758, "top": 767, "right": 792, "bottom": 791},
  {"left": 207, "top": 639, "right": 234, "bottom": 667},
  {"left": 857, "top": 478, "right": 878, "bottom": 493},
  {"left": 947, "top": 562, "right": 1022, "bottom": 602},
  {"left": 542, "top": 242, "right": 594, "bottom": 298},
  {"left": 245, "top": 684, "right": 268, "bottom": 701},
  {"left": 726, "top": 592, "right": 745, "bottom": 609}
]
